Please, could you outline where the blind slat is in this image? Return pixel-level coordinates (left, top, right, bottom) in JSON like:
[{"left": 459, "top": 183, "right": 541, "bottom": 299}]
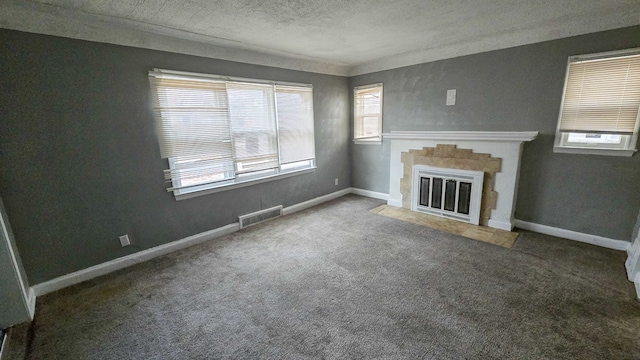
[
  {"left": 558, "top": 55, "right": 640, "bottom": 134},
  {"left": 226, "top": 82, "right": 279, "bottom": 173},
  {"left": 276, "top": 85, "right": 316, "bottom": 164},
  {"left": 150, "top": 70, "right": 316, "bottom": 193}
]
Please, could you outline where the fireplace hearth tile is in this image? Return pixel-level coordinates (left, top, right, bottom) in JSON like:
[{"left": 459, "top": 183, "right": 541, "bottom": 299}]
[{"left": 371, "top": 204, "right": 518, "bottom": 248}]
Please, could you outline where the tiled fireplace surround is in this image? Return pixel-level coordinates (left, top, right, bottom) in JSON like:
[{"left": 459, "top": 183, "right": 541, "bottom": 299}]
[{"left": 385, "top": 131, "right": 538, "bottom": 231}]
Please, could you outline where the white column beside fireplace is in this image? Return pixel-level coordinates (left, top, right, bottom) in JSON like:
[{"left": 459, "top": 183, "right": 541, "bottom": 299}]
[{"left": 384, "top": 131, "right": 538, "bottom": 231}]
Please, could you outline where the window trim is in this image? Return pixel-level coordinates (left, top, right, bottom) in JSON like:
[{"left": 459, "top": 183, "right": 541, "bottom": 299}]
[
  {"left": 354, "top": 83, "right": 383, "bottom": 145},
  {"left": 553, "top": 48, "right": 640, "bottom": 157},
  {"left": 174, "top": 165, "right": 316, "bottom": 201},
  {"left": 149, "top": 69, "right": 316, "bottom": 199}
]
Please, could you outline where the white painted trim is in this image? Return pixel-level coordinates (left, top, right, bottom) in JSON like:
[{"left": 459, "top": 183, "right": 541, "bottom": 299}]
[
  {"left": 626, "top": 236, "right": 640, "bottom": 281},
  {"left": 282, "top": 189, "right": 351, "bottom": 216},
  {"left": 382, "top": 131, "right": 539, "bottom": 142},
  {"left": 32, "top": 188, "right": 355, "bottom": 296},
  {"left": 553, "top": 146, "right": 636, "bottom": 157},
  {"left": 0, "top": 2, "right": 349, "bottom": 76},
  {"left": 634, "top": 273, "right": 640, "bottom": 300},
  {"left": 488, "top": 219, "right": 514, "bottom": 231},
  {"left": 353, "top": 140, "right": 383, "bottom": 145},
  {"left": 0, "top": 202, "right": 31, "bottom": 323},
  {"left": 32, "top": 223, "right": 240, "bottom": 296},
  {"left": 513, "top": 219, "right": 630, "bottom": 251},
  {"left": 175, "top": 168, "right": 316, "bottom": 200},
  {"left": 411, "top": 166, "right": 484, "bottom": 225},
  {"left": 0, "top": 329, "right": 8, "bottom": 360},
  {"left": 350, "top": 188, "right": 389, "bottom": 201},
  {"left": 26, "top": 288, "right": 35, "bottom": 319},
  {"left": 387, "top": 199, "right": 403, "bottom": 207}
]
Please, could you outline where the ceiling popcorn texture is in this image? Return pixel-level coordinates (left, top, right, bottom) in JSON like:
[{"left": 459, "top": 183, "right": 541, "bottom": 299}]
[{"left": 1, "top": 0, "right": 639, "bottom": 75}]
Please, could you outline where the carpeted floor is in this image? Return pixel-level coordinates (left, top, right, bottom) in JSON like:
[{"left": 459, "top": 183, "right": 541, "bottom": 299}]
[{"left": 6, "top": 195, "right": 640, "bottom": 359}]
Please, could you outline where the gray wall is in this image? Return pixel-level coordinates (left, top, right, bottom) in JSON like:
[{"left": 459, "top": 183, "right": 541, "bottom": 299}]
[
  {"left": 350, "top": 25, "right": 640, "bottom": 241},
  {"left": 0, "top": 29, "right": 351, "bottom": 284}
]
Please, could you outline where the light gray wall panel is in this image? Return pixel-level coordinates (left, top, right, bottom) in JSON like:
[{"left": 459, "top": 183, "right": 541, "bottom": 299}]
[
  {"left": 0, "top": 29, "right": 350, "bottom": 284},
  {"left": 349, "top": 25, "right": 640, "bottom": 241}
]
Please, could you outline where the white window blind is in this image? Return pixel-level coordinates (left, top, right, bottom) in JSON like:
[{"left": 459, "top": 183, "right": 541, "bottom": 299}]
[
  {"left": 149, "top": 75, "right": 234, "bottom": 190},
  {"left": 275, "top": 85, "right": 315, "bottom": 164},
  {"left": 149, "top": 69, "right": 316, "bottom": 195},
  {"left": 354, "top": 84, "right": 383, "bottom": 141},
  {"left": 227, "top": 82, "right": 279, "bottom": 174},
  {"left": 558, "top": 53, "right": 640, "bottom": 134}
]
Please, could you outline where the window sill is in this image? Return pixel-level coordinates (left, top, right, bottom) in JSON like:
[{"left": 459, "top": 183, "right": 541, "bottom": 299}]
[
  {"left": 353, "top": 139, "right": 382, "bottom": 145},
  {"left": 174, "top": 167, "right": 316, "bottom": 201},
  {"left": 553, "top": 146, "right": 637, "bottom": 157}
]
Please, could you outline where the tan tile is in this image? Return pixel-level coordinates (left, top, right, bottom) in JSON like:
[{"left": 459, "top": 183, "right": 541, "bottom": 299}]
[
  {"left": 450, "top": 159, "right": 481, "bottom": 171},
  {"left": 413, "top": 156, "right": 436, "bottom": 167},
  {"left": 452, "top": 148, "right": 473, "bottom": 159},
  {"left": 488, "top": 231, "right": 518, "bottom": 248},
  {"left": 371, "top": 205, "right": 519, "bottom": 249},
  {"left": 482, "top": 158, "right": 502, "bottom": 173},
  {"left": 461, "top": 226, "right": 495, "bottom": 242},
  {"left": 401, "top": 152, "right": 409, "bottom": 164},
  {"left": 420, "top": 147, "right": 436, "bottom": 156},
  {"left": 434, "top": 144, "right": 456, "bottom": 157}
]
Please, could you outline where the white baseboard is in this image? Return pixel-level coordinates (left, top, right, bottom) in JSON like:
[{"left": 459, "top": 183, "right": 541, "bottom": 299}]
[
  {"left": 0, "top": 328, "right": 8, "bottom": 360},
  {"left": 32, "top": 223, "right": 240, "bottom": 296},
  {"left": 387, "top": 199, "right": 403, "bottom": 207},
  {"left": 513, "top": 219, "right": 630, "bottom": 251},
  {"left": 26, "top": 288, "right": 35, "bottom": 319},
  {"left": 487, "top": 219, "right": 513, "bottom": 231},
  {"left": 282, "top": 188, "right": 351, "bottom": 216},
  {"left": 349, "top": 188, "right": 389, "bottom": 201},
  {"left": 626, "top": 239, "right": 640, "bottom": 280},
  {"left": 33, "top": 188, "right": 354, "bottom": 297}
]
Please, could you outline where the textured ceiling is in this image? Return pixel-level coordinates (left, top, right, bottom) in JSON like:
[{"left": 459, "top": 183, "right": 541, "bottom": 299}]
[{"left": 1, "top": 0, "right": 640, "bottom": 75}]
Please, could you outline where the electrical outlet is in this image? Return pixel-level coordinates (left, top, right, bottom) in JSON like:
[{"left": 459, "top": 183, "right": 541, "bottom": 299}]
[
  {"left": 446, "top": 89, "right": 456, "bottom": 106},
  {"left": 335, "top": 178, "right": 339, "bottom": 186},
  {"left": 119, "top": 234, "right": 130, "bottom": 247}
]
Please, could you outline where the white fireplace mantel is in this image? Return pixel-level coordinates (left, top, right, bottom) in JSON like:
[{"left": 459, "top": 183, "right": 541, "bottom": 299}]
[
  {"left": 385, "top": 130, "right": 538, "bottom": 231},
  {"left": 383, "top": 131, "right": 539, "bottom": 142}
]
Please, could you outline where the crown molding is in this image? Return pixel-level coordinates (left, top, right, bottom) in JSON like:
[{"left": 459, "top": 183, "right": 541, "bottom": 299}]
[{"left": 0, "top": 1, "right": 350, "bottom": 76}]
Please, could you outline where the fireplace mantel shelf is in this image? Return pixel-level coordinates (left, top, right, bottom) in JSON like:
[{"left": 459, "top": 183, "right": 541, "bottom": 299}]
[{"left": 382, "top": 131, "right": 539, "bottom": 142}]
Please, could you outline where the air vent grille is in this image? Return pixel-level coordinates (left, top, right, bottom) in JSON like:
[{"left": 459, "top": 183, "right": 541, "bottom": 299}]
[{"left": 239, "top": 206, "right": 283, "bottom": 229}]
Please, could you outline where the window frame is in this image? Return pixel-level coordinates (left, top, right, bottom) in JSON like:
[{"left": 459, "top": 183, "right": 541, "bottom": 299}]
[
  {"left": 149, "top": 69, "right": 316, "bottom": 200},
  {"left": 353, "top": 83, "right": 383, "bottom": 144},
  {"left": 553, "top": 48, "right": 640, "bottom": 157}
]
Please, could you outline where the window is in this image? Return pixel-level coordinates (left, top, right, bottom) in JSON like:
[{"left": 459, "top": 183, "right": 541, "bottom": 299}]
[
  {"left": 149, "top": 69, "right": 315, "bottom": 198},
  {"left": 354, "top": 83, "right": 383, "bottom": 143},
  {"left": 554, "top": 48, "right": 640, "bottom": 156}
]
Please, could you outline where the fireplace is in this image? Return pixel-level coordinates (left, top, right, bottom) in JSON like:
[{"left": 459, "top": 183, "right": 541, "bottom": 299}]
[
  {"left": 384, "top": 131, "right": 538, "bottom": 231},
  {"left": 412, "top": 165, "right": 484, "bottom": 225}
]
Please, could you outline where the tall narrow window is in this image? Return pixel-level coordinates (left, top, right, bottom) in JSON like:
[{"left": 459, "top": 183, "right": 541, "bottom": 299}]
[
  {"left": 554, "top": 48, "right": 640, "bottom": 156},
  {"left": 149, "top": 69, "right": 316, "bottom": 198},
  {"left": 276, "top": 85, "right": 316, "bottom": 169},
  {"left": 227, "top": 82, "right": 279, "bottom": 175},
  {"left": 354, "top": 83, "right": 383, "bottom": 143}
]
